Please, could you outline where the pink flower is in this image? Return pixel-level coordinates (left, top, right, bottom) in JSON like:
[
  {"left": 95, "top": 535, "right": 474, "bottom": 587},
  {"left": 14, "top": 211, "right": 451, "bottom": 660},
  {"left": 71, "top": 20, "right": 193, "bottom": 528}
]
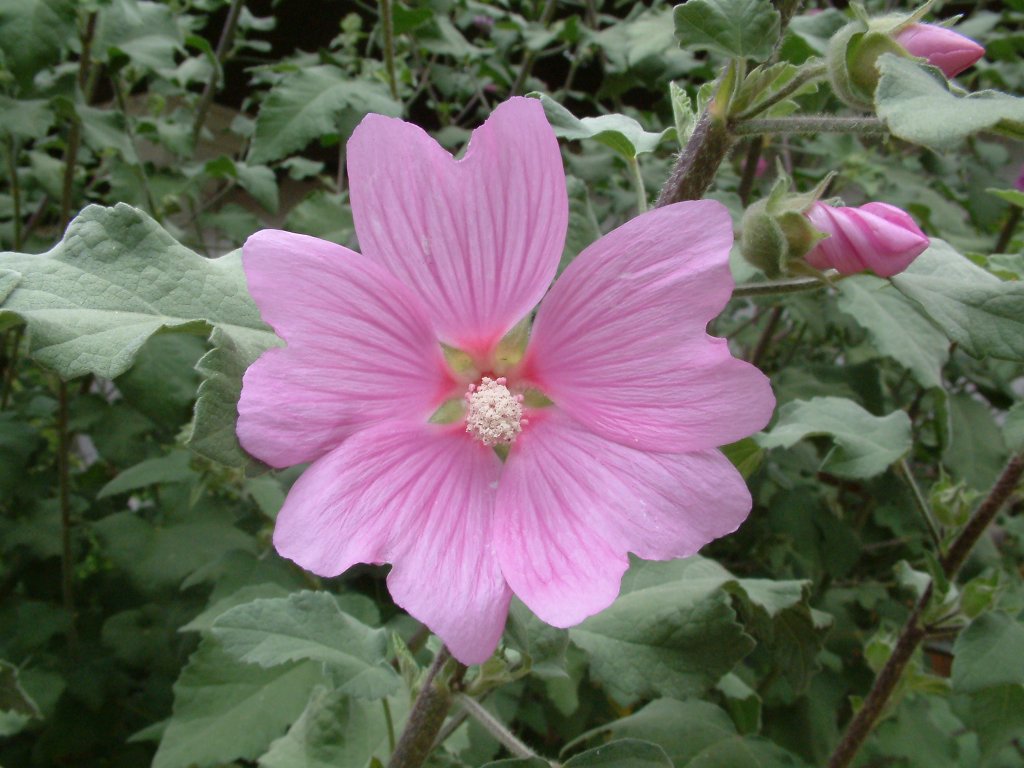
[
  {"left": 894, "top": 23, "right": 984, "bottom": 79},
  {"left": 805, "top": 201, "right": 929, "bottom": 277},
  {"left": 237, "top": 98, "right": 775, "bottom": 664}
]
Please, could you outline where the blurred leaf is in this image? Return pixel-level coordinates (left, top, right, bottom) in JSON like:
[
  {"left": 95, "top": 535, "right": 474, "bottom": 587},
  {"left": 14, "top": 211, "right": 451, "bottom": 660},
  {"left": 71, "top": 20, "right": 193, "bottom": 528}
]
[
  {"left": 944, "top": 393, "right": 1008, "bottom": 490},
  {"left": 987, "top": 187, "right": 1024, "bottom": 209},
  {"left": 952, "top": 613, "right": 1024, "bottom": 694},
  {"left": 673, "top": 0, "right": 781, "bottom": 61},
  {"left": 532, "top": 94, "right": 670, "bottom": 159},
  {"left": 756, "top": 397, "right": 912, "bottom": 478},
  {"left": 0, "top": 660, "right": 40, "bottom": 737},
  {"left": 212, "top": 591, "right": 400, "bottom": 699},
  {"left": 0, "top": 0, "right": 76, "bottom": 91},
  {"left": 1004, "top": 403, "right": 1024, "bottom": 453},
  {"left": 95, "top": 0, "right": 184, "bottom": 71},
  {"left": 249, "top": 66, "right": 400, "bottom": 164},
  {"left": 837, "top": 276, "right": 949, "bottom": 390},
  {"left": 97, "top": 450, "right": 196, "bottom": 498},
  {"left": 963, "top": 684, "right": 1024, "bottom": 764},
  {"left": 892, "top": 240, "right": 1024, "bottom": 362},
  {"left": 153, "top": 638, "right": 324, "bottom": 768},
  {"left": 115, "top": 333, "right": 205, "bottom": 430},
  {"left": 284, "top": 190, "right": 354, "bottom": 245},
  {"left": 875, "top": 55, "right": 1024, "bottom": 149},
  {"left": 685, "top": 736, "right": 810, "bottom": 766},
  {"left": 505, "top": 599, "right": 569, "bottom": 679},
  {"left": 0, "top": 96, "right": 54, "bottom": 139},
  {"left": 563, "top": 739, "right": 672, "bottom": 768}
]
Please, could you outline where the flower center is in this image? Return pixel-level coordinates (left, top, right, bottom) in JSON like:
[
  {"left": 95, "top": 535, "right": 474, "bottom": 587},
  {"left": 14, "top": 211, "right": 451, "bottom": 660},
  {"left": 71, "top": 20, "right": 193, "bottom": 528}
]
[{"left": 465, "top": 377, "right": 524, "bottom": 446}]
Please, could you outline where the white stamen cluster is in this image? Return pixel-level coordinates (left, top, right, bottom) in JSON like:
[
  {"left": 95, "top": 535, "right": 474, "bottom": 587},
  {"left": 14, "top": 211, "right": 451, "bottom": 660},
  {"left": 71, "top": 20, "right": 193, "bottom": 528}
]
[{"left": 465, "top": 377, "right": 525, "bottom": 446}]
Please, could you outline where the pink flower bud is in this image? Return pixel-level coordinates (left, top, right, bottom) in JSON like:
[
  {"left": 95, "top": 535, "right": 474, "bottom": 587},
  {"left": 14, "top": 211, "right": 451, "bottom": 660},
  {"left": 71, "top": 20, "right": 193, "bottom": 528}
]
[
  {"left": 805, "top": 202, "right": 929, "bottom": 277},
  {"left": 894, "top": 23, "right": 984, "bottom": 79}
]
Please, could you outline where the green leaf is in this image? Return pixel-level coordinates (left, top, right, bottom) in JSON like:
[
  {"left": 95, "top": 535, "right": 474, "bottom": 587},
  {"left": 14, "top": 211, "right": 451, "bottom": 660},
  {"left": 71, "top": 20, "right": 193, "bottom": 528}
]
[
  {"left": 756, "top": 397, "right": 912, "bottom": 478},
  {"left": 532, "top": 94, "right": 670, "bottom": 159},
  {"left": 687, "top": 736, "right": 811, "bottom": 766},
  {"left": 203, "top": 156, "right": 279, "bottom": 213},
  {"left": 564, "top": 739, "right": 673, "bottom": 768},
  {"left": 560, "top": 175, "right": 601, "bottom": 273},
  {"left": 875, "top": 55, "right": 1024, "bottom": 149},
  {"left": 505, "top": 599, "right": 569, "bottom": 679},
  {"left": 95, "top": 0, "right": 184, "bottom": 71},
  {"left": 673, "top": 0, "right": 781, "bottom": 61},
  {"left": 284, "top": 190, "right": 355, "bottom": 245},
  {"left": 952, "top": 613, "right": 1024, "bottom": 694},
  {"left": 0, "top": 204, "right": 280, "bottom": 466},
  {"left": 944, "top": 393, "right": 1008, "bottom": 490},
  {"left": 93, "top": 508, "right": 257, "bottom": 592},
  {"left": 153, "top": 638, "right": 325, "bottom": 768},
  {"left": 566, "top": 699, "right": 737, "bottom": 767},
  {"left": 0, "top": 0, "right": 76, "bottom": 92},
  {"left": 249, "top": 66, "right": 400, "bottom": 164},
  {"left": 78, "top": 104, "right": 139, "bottom": 163},
  {"left": 837, "top": 276, "right": 949, "bottom": 390},
  {"left": 963, "top": 684, "right": 1024, "bottom": 764},
  {"left": 212, "top": 591, "right": 400, "bottom": 699},
  {"left": 1004, "top": 403, "right": 1024, "bottom": 453},
  {"left": 258, "top": 686, "right": 396, "bottom": 768},
  {"left": 0, "top": 97, "right": 54, "bottom": 140},
  {"left": 0, "top": 660, "right": 41, "bottom": 737},
  {"left": 987, "top": 188, "right": 1024, "bottom": 210},
  {"left": 97, "top": 450, "right": 196, "bottom": 498},
  {"left": 569, "top": 559, "right": 755, "bottom": 705},
  {"left": 891, "top": 239, "right": 1024, "bottom": 362}
]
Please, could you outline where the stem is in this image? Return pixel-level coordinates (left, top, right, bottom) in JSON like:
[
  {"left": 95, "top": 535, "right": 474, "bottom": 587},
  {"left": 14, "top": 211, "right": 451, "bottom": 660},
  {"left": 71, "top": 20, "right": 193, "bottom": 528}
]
[
  {"left": 732, "top": 116, "right": 888, "bottom": 136},
  {"left": 59, "top": 12, "right": 97, "bottom": 233},
  {"left": 111, "top": 76, "right": 159, "bottom": 220},
  {"left": 731, "top": 274, "right": 832, "bottom": 298},
  {"left": 383, "top": 698, "right": 396, "bottom": 753},
  {"left": 57, "top": 381, "right": 78, "bottom": 649},
  {"left": 735, "top": 63, "right": 827, "bottom": 121},
  {"left": 1, "top": 327, "right": 23, "bottom": 409},
  {"left": 827, "top": 452, "right": 1024, "bottom": 768},
  {"left": 656, "top": 110, "right": 734, "bottom": 205},
  {"left": 388, "top": 647, "right": 467, "bottom": 768},
  {"left": 192, "top": 0, "right": 244, "bottom": 146},
  {"left": 737, "top": 136, "right": 764, "bottom": 207},
  {"left": 896, "top": 459, "right": 942, "bottom": 549},
  {"left": 749, "top": 305, "right": 783, "bottom": 367},
  {"left": 379, "top": 0, "right": 399, "bottom": 102},
  {"left": 994, "top": 206, "right": 1020, "bottom": 254},
  {"left": 454, "top": 693, "right": 541, "bottom": 761},
  {"left": 510, "top": 0, "right": 557, "bottom": 94},
  {"left": 627, "top": 156, "right": 647, "bottom": 213}
]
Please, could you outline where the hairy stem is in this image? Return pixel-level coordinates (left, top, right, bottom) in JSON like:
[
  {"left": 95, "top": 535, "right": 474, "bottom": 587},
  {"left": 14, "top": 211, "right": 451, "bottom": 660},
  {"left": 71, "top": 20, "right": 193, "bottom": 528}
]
[
  {"left": 455, "top": 693, "right": 542, "bottom": 761},
  {"left": 192, "top": 0, "right": 244, "bottom": 146},
  {"left": 6, "top": 136, "right": 21, "bottom": 249},
  {"left": 749, "top": 305, "right": 783, "bottom": 367},
  {"left": 379, "top": 0, "right": 399, "bottom": 102},
  {"left": 737, "top": 136, "right": 764, "bottom": 207},
  {"left": 388, "top": 647, "right": 467, "bottom": 768},
  {"left": 656, "top": 110, "right": 734, "bottom": 205},
  {"left": 59, "top": 11, "right": 97, "bottom": 233},
  {"left": 827, "top": 452, "right": 1024, "bottom": 768},
  {"left": 1, "top": 328, "right": 24, "bottom": 409},
  {"left": 732, "top": 115, "right": 887, "bottom": 136},
  {"left": 732, "top": 274, "right": 832, "bottom": 298}
]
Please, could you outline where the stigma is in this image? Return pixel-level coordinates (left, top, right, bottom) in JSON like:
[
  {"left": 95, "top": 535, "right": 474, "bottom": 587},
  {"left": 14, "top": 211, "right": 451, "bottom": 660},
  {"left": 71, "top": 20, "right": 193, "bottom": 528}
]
[{"left": 465, "top": 377, "right": 525, "bottom": 446}]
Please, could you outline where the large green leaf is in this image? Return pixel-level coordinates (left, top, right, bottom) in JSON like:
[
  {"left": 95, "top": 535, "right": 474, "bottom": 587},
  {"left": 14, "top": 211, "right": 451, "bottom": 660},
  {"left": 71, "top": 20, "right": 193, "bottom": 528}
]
[
  {"left": 951, "top": 613, "right": 1024, "bottom": 694},
  {"left": 963, "top": 684, "right": 1024, "bottom": 764},
  {"left": 756, "top": 397, "right": 912, "bottom": 478},
  {"left": 0, "top": 0, "right": 76, "bottom": 92},
  {"left": 258, "top": 686, "right": 394, "bottom": 768},
  {"left": 0, "top": 204, "right": 280, "bottom": 466},
  {"left": 533, "top": 94, "right": 670, "bottom": 159},
  {"left": 153, "top": 638, "right": 325, "bottom": 768},
  {"left": 212, "top": 591, "right": 400, "bottom": 699},
  {"left": 687, "top": 736, "right": 811, "bottom": 766},
  {"left": 249, "top": 66, "right": 400, "bottom": 164},
  {"left": 875, "top": 55, "right": 1024, "bottom": 149},
  {"left": 837, "top": 276, "right": 949, "bottom": 390},
  {"left": 564, "top": 739, "right": 673, "bottom": 768},
  {"left": 891, "top": 240, "right": 1024, "bottom": 362},
  {"left": 673, "top": 0, "right": 781, "bottom": 61}
]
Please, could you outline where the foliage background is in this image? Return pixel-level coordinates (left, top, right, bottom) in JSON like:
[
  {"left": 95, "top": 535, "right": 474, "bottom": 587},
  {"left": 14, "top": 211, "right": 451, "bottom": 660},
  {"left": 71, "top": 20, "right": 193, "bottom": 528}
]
[{"left": 0, "top": 0, "right": 1023, "bottom": 767}]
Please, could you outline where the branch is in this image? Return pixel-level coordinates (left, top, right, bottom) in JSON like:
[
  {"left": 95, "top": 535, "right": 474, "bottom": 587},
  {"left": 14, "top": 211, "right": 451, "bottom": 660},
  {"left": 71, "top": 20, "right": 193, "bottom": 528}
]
[
  {"left": 388, "top": 647, "right": 467, "bottom": 768},
  {"left": 731, "top": 116, "right": 887, "bottom": 136}
]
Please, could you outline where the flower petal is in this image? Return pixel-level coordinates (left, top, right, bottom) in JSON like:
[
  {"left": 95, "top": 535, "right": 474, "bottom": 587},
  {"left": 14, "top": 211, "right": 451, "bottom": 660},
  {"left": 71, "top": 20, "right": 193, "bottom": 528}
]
[
  {"left": 522, "top": 201, "right": 774, "bottom": 452},
  {"left": 496, "top": 411, "right": 752, "bottom": 627},
  {"left": 347, "top": 97, "right": 567, "bottom": 357},
  {"left": 238, "top": 230, "right": 453, "bottom": 468},
  {"left": 273, "top": 420, "right": 510, "bottom": 665}
]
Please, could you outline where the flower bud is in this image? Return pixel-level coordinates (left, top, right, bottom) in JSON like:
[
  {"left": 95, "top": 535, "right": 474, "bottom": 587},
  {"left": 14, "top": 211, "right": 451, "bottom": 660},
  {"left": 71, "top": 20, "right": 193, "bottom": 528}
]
[
  {"left": 740, "top": 200, "right": 824, "bottom": 279},
  {"left": 804, "top": 202, "right": 929, "bottom": 278},
  {"left": 894, "top": 23, "right": 984, "bottom": 79},
  {"left": 826, "top": 22, "right": 905, "bottom": 110}
]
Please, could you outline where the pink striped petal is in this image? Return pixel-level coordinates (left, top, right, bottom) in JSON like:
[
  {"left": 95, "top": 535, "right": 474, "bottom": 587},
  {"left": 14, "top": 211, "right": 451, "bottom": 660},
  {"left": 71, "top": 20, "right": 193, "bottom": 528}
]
[
  {"left": 523, "top": 201, "right": 775, "bottom": 452},
  {"left": 273, "top": 420, "right": 510, "bottom": 665},
  {"left": 496, "top": 411, "right": 752, "bottom": 627},
  {"left": 238, "top": 230, "right": 454, "bottom": 468},
  {"left": 347, "top": 97, "right": 567, "bottom": 358}
]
